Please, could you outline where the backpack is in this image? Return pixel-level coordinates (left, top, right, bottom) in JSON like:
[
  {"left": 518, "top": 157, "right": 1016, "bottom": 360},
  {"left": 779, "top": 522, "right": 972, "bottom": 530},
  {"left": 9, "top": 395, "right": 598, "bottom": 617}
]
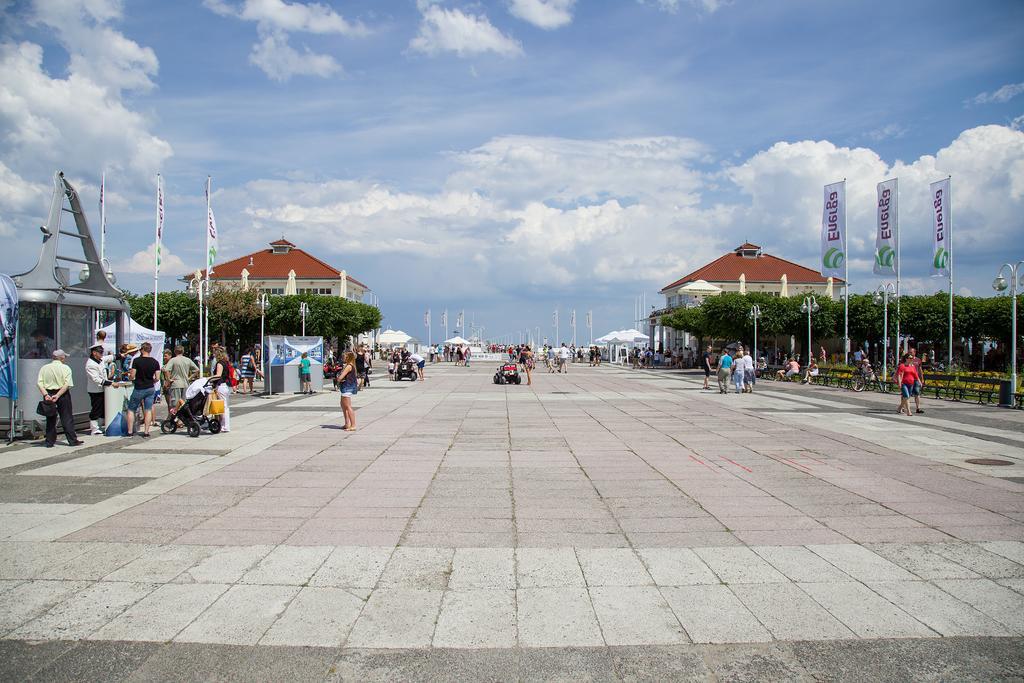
[{"left": 226, "top": 361, "right": 239, "bottom": 387}]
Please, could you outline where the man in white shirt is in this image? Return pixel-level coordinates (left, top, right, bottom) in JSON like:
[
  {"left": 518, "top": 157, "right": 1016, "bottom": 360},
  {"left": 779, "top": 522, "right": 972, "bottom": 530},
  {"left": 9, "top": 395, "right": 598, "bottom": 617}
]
[
  {"left": 409, "top": 351, "right": 426, "bottom": 381},
  {"left": 557, "top": 343, "right": 571, "bottom": 373}
]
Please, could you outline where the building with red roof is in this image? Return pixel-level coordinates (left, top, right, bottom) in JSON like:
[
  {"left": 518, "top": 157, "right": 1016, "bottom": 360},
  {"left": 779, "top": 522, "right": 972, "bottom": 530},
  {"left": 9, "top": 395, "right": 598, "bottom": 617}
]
[
  {"left": 189, "top": 239, "right": 370, "bottom": 302},
  {"left": 653, "top": 243, "right": 842, "bottom": 353}
]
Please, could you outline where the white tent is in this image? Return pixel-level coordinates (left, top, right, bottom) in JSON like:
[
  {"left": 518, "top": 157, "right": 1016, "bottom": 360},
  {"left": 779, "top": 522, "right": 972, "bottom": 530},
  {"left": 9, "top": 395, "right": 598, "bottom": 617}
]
[
  {"left": 99, "top": 316, "right": 166, "bottom": 366},
  {"left": 378, "top": 329, "right": 413, "bottom": 346},
  {"left": 595, "top": 329, "right": 649, "bottom": 344},
  {"left": 445, "top": 335, "right": 470, "bottom": 345},
  {"left": 617, "top": 328, "right": 650, "bottom": 342},
  {"left": 678, "top": 280, "right": 722, "bottom": 296}
]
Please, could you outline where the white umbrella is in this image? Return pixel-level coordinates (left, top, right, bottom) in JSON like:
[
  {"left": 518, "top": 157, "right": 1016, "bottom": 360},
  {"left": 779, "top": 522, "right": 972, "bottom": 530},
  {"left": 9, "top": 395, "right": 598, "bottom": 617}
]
[
  {"left": 614, "top": 329, "right": 649, "bottom": 343},
  {"left": 284, "top": 269, "right": 297, "bottom": 295},
  {"left": 378, "top": 329, "right": 412, "bottom": 346},
  {"left": 338, "top": 270, "right": 348, "bottom": 299},
  {"left": 241, "top": 267, "right": 250, "bottom": 291}
]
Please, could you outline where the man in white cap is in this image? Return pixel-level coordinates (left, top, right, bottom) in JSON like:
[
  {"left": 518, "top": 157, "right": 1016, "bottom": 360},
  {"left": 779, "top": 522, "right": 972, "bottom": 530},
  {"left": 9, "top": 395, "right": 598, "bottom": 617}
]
[
  {"left": 86, "top": 344, "right": 114, "bottom": 434},
  {"left": 36, "top": 349, "right": 82, "bottom": 447}
]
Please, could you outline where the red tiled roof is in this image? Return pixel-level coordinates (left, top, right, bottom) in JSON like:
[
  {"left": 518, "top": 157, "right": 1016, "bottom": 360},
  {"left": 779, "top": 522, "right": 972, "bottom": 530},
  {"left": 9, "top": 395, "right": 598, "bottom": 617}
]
[
  {"left": 270, "top": 238, "right": 295, "bottom": 247},
  {"left": 192, "top": 242, "right": 368, "bottom": 289},
  {"left": 661, "top": 245, "right": 842, "bottom": 292}
]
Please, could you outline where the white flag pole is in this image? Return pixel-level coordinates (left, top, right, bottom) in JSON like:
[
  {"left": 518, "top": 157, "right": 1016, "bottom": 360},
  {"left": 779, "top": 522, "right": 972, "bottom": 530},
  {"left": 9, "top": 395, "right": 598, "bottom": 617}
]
[
  {"left": 895, "top": 178, "right": 901, "bottom": 356},
  {"left": 99, "top": 172, "right": 106, "bottom": 264},
  {"left": 947, "top": 175, "right": 953, "bottom": 368},
  {"left": 153, "top": 174, "right": 162, "bottom": 332},
  {"left": 843, "top": 178, "right": 849, "bottom": 366},
  {"left": 204, "top": 176, "right": 211, "bottom": 365}
]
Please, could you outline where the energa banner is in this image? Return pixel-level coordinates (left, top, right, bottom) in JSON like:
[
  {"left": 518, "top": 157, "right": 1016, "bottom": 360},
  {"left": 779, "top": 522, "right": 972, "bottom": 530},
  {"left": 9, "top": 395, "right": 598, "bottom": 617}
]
[
  {"left": 874, "top": 179, "right": 898, "bottom": 276},
  {"left": 820, "top": 180, "right": 846, "bottom": 277},
  {"left": 0, "top": 274, "right": 18, "bottom": 401},
  {"left": 930, "top": 178, "right": 951, "bottom": 277}
]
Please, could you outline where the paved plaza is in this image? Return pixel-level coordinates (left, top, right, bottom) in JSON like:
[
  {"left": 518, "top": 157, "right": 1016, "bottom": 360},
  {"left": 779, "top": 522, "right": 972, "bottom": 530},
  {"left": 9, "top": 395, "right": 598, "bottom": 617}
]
[{"left": 2, "top": 363, "right": 1024, "bottom": 681}]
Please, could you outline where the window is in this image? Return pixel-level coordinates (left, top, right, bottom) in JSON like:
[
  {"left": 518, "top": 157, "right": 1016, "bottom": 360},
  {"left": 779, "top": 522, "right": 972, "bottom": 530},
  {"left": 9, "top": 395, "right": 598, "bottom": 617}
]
[
  {"left": 95, "top": 309, "right": 123, "bottom": 350},
  {"left": 263, "top": 288, "right": 284, "bottom": 295},
  {"left": 298, "top": 288, "right": 333, "bottom": 295},
  {"left": 59, "top": 305, "right": 91, "bottom": 358},
  {"left": 18, "top": 302, "right": 55, "bottom": 359}
]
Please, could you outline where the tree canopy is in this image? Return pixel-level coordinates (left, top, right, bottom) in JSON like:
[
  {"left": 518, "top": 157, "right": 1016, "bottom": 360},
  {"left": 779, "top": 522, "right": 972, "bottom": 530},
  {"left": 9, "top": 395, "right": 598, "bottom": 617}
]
[{"left": 123, "top": 288, "right": 381, "bottom": 350}]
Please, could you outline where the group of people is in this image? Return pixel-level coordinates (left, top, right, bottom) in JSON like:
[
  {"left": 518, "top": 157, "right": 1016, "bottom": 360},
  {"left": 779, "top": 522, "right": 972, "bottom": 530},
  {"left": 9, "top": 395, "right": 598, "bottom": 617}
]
[
  {"left": 35, "top": 332, "right": 250, "bottom": 447},
  {"left": 703, "top": 345, "right": 761, "bottom": 394}
]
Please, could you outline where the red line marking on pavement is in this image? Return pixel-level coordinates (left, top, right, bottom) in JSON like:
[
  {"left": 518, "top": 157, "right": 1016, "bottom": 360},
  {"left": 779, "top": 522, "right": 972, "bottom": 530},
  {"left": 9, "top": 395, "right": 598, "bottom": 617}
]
[
  {"left": 781, "top": 456, "right": 813, "bottom": 471},
  {"left": 763, "top": 452, "right": 813, "bottom": 473},
  {"left": 720, "top": 456, "right": 753, "bottom": 473},
  {"left": 689, "top": 454, "right": 716, "bottom": 470}
]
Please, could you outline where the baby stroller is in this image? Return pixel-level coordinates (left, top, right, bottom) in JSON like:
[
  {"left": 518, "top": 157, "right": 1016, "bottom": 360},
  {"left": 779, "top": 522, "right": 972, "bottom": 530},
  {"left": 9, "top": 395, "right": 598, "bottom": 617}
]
[
  {"left": 160, "top": 377, "right": 223, "bottom": 437},
  {"left": 494, "top": 362, "right": 522, "bottom": 385}
]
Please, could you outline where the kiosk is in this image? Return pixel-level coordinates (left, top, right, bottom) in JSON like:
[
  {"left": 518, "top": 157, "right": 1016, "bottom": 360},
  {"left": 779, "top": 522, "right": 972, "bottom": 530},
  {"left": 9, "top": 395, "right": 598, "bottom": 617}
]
[
  {"left": 2, "top": 173, "right": 128, "bottom": 438},
  {"left": 265, "top": 335, "right": 324, "bottom": 394}
]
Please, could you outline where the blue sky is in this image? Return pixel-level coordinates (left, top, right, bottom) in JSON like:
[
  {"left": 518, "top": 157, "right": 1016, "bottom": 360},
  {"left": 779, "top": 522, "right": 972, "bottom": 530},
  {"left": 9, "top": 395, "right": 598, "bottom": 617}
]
[{"left": 2, "top": 0, "right": 1023, "bottom": 343}]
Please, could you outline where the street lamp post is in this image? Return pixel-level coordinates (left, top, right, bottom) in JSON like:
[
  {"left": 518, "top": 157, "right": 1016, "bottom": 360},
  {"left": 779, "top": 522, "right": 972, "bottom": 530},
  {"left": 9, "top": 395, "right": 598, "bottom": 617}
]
[
  {"left": 873, "top": 283, "right": 897, "bottom": 380},
  {"left": 800, "top": 296, "right": 819, "bottom": 366},
  {"left": 299, "top": 302, "right": 308, "bottom": 336},
  {"left": 748, "top": 305, "right": 762, "bottom": 363},
  {"left": 188, "top": 275, "right": 209, "bottom": 369},
  {"left": 258, "top": 293, "right": 270, "bottom": 396},
  {"left": 993, "top": 261, "right": 1024, "bottom": 398}
]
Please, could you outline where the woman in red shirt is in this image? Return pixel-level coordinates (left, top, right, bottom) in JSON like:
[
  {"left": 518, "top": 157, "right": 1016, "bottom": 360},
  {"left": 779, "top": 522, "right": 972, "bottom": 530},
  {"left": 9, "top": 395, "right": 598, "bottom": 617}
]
[{"left": 896, "top": 353, "right": 921, "bottom": 417}]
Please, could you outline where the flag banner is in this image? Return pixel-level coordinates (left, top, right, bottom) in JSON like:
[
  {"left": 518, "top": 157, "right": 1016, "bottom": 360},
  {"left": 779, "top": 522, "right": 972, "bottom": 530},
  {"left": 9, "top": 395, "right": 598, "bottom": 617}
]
[
  {"left": 930, "top": 177, "right": 950, "bottom": 277},
  {"left": 457, "top": 311, "right": 464, "bottom": 329},
  {"left": 155, "top": 175, "right": 164, "bottom": 275},
  {"left": 570, "top": 310, "right": 576, "bottom": 326},
  {"left": 424, "top": 310, "right": 430, "bottom": 327},
  {"left": 820, "top": 180, "right": 846, "bottom": 277},
  {"left": 0, "top": 274, "right": 18, "bottom": 401},
  {"left": 586, "top": 311, "right": 592, "bottom": 327},
  {"left": 206, "top": 207, "right": 218, "bottom": 272},
  {"left": 552, "top": 310, "right": 557, "bottom": 325},
  {"left": 874, "top": 179, "right": 897, "bottom": 276},
  {"left": 99, "top": 173, "right": 106, "bottom": 260},
  {"left": 441, "top": 310, "right": 447, "bottom": 327}
]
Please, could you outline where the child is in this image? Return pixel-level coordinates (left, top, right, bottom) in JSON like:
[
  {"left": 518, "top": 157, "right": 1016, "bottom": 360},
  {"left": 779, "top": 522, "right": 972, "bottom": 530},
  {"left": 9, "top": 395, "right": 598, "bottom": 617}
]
[{"left": 300, "top": 352, "right": 312, "bottom": 394}]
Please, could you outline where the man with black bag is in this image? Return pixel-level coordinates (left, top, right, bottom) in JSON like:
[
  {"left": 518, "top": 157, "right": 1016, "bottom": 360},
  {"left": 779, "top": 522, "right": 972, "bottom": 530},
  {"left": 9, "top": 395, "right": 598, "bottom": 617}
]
[{"left": 36, "top": 349, "right": 82, "bottom": 447}]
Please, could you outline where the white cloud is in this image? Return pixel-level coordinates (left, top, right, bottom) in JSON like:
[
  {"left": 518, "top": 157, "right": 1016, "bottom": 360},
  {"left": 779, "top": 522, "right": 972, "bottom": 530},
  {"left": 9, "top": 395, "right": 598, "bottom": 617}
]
[
  {"left": 865, "top": 123, "right": 907, "bottom": 142},
  {"left": 0, "top": 4, "right": 172, "bottom": 272},
  {"left": 1011, "top": 114, "right": 1024, "bottom": 131},
  {"left": 249, "top": 31, "right": 341, "bottom": 81},
  {"left": 410, "top": 5, "right": 523, "bottom": 58},
  {"left": 968, "top": 82, "right": 1024, "bottom": 105},
  {"left": 203, "top": 0, "right": 365, "bottom": 80},
  {"left": 508, "top": 0, "right": 575, "bottom": 29},
  {"left": 0, "top": 41, "right": 172, "bottom": 182},
  {"left": 30, "top": 0, "right": 159, "bottom": 93},
  {"left": 203, "top": 124, "right": 1024, "bottom": 300},
  {"left": 644, "top": 0, "right": 728, "bottom": 14},
  {"left": 120, "top": 242, "right": 188, "bottom": 275}
]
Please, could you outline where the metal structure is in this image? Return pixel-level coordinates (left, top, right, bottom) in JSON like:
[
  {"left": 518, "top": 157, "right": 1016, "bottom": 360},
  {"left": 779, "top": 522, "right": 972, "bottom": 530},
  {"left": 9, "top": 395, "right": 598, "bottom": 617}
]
[
  {"left": 800, "top": 296, "right": 819, "bottom": 366},
  {"left": 3, "top": 172, "right": 129, "bottom": 437},
  {"left": 874, "top": 282, "right": 897, "bottom": 380},
  {"left": 299, "top": 301, "right": 309, "bottom": 336},
  {"left": 258, "top": 293, "right": 270, "bottom": 396},
  {"left": 993, "top": 261, "right": 1023, "bottom": 397}
]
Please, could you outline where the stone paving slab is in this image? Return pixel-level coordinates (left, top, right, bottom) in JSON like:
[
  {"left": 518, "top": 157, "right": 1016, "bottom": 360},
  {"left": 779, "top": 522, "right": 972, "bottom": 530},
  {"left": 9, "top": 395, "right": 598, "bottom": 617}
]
[{"left": 2, "top": 363, "right": 1024, "bottom": 678}]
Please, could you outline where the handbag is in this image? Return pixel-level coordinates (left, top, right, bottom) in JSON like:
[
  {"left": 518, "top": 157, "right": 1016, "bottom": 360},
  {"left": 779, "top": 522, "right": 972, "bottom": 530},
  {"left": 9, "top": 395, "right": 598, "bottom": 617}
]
[{"left": 36, "top": 399, "right": 58, "bottom": 417}]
